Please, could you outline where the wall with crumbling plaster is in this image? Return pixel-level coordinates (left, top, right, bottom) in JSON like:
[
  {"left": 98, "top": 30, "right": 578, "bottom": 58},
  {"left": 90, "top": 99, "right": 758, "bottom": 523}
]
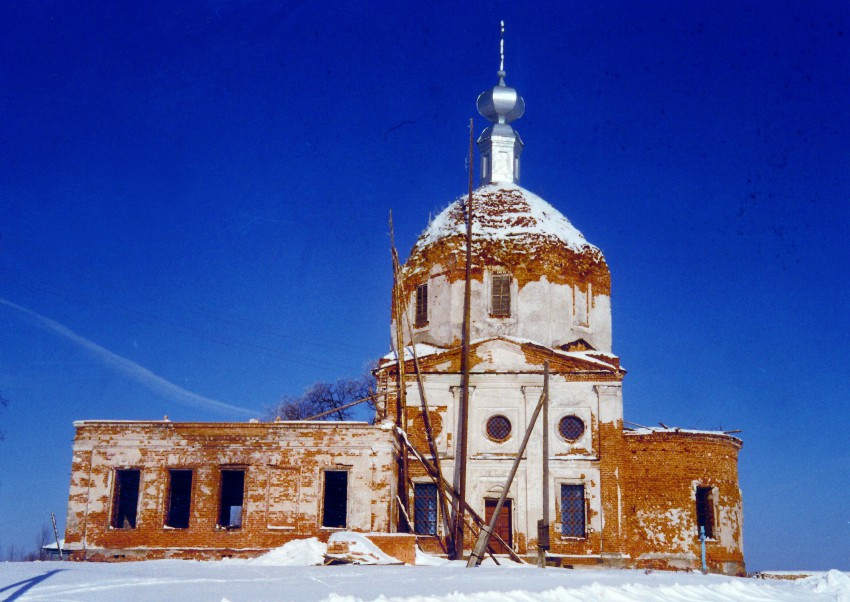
[
  {"left": 378, "top": 337, "right": 624, "bottom": 560},
  {"left": 621, "top": 430, "right": 745, "bottom": 575},
  {"left": 378, "top": 345, "right": 744, "bottom": 575},
  {"left": 397, "top": 267, "right": 612, "bottom": 354},
  {"left": 64, "top": 421, "right": 397, "bottom": 561}
]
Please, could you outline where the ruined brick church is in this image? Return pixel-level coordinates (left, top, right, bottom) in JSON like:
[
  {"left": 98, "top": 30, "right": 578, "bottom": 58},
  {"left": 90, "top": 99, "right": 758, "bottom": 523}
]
[{"left": 63, "top": 57, "right": 745, "bottom": 575}]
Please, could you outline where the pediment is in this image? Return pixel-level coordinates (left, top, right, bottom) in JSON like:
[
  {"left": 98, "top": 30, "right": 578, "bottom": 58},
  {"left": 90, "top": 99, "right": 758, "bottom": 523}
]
[
  {"left": 470, "top": 338, "right": 531, "bottom": 371},
  {"left": 559, "top": 338, "right": 595, "bottom": 352}
]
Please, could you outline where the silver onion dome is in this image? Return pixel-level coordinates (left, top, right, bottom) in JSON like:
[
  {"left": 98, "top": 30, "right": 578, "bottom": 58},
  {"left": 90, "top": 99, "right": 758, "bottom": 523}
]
[{"left": 476, "top": 72, "right": 525, "bottom": 125}]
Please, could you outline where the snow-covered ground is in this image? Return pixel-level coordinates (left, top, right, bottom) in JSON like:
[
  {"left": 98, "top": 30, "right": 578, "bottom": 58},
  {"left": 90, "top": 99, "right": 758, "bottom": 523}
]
[
  {"left": 3, "top": 539, "right": 848, "bottom": 601},
  {"left": 2, "top": 560, "right": 849, "bottom": 602}
]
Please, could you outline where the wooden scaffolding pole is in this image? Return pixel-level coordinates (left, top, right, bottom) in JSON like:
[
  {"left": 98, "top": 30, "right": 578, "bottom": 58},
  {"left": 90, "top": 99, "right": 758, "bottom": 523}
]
[
  {"left": 467, "top": 364, "right": 549, "bottom": 568},
  {"left": 397, "top": 425, "right": 523, "bottom": 564},
  {"left": 392, "top": 259, "right": 455, "bottom": 557},
  {"left": 537, "top": 361, "right": 550, "bottom": 567},
  {"left": 389, "top": 210, "right": 410, "bottom": 531},
  {"left": 451, "top": 118, "right": 475, "bottom": 559},
  {"left": 299, "top": 388, "right": 396, "bottom": 422}
]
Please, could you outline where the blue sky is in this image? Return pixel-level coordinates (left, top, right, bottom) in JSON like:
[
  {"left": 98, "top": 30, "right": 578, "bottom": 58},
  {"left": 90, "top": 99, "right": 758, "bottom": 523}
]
[{"left": 1, "top": 0, "right": 847, "bottom": 570}]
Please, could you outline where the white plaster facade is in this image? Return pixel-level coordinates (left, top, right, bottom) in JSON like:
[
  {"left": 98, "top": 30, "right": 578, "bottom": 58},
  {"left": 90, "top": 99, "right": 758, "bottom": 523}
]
[
  {"left": 388, "top": 334, "right": 624, "bottom": 558},
  {"left": 400, "top": 269, "right": 613, "bottom": 353}
]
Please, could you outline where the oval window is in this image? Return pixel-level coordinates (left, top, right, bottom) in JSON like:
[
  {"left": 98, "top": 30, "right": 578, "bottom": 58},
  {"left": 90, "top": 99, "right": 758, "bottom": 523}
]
[
  {"left": 558, "top": 415, "right": 585, "bottom": 442},
  {"left": 486, "top": 415, "right": 512, "bottom": 442}
]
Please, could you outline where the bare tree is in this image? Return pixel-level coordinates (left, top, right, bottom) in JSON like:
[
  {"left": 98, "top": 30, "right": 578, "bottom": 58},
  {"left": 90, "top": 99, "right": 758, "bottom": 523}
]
[
  {"left": 33, "top": 524, "right": 51, "bottom": 561},
  {"left": 4, "top": 543, "right": 20, "bottom": 561},
  {"left": 267, "top": 371, "right": 376, "bottom": 422},
  {"left": 0, "top": 525, "right": 53, "bottom": 561}
]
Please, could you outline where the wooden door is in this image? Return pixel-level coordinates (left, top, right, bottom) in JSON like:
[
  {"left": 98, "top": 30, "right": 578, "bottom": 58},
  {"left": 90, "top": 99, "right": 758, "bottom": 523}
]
[{"left": 484, "top": 498, "right": 512, "bottom": 553}]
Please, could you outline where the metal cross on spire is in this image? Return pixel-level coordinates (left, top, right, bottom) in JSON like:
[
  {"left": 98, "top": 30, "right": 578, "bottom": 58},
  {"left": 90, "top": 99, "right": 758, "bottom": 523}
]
[{"left": 498, "top": 20, "right": 506, "bottom": 83}]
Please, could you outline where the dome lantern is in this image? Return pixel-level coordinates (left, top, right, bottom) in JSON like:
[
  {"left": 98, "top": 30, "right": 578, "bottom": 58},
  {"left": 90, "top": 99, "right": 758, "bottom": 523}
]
[{"left": 477, "top": 21, "right": 525, "bottom": 185}]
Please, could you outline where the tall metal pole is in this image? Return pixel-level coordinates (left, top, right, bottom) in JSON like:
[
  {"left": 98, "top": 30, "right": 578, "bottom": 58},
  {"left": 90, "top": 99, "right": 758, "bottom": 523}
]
[
  {"left": 451, "top": 119, "right": 475, "bottom": 559},
  {"left": 537, "top": 361, "right": 550, "bottom": 567}
]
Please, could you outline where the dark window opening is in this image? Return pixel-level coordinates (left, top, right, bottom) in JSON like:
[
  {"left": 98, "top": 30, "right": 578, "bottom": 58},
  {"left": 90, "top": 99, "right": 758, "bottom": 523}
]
[
  {"left": 111, "top": 469, "right": 140, "bottom": 529},
  {"left": 165, "top": 469, "right": 193, "bottom": 529},
  {"left": 322, "top": 471, "right": 348, "bottom": 528},
  {"left": 696, "top": 486, "right": 715, "bottom": 538},
  {"left": 560, "top": 484, "right": 586, "bottom": 537},
  {"left": 491, "top": 274, "right": 511, "bottom": 317},
  {"left": 414, "top": 483, "right": 438, "bottom": 535},
  {"left": 415, "top": 283, "right": 428, "bottom": 327},
  {"left": 218, "top": 469, "right": 245, "bottom": 529}
]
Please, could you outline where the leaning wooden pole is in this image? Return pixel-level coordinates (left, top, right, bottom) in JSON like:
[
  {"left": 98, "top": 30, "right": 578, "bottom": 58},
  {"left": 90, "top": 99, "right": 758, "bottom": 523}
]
[
  {"left": 452, "top": 118, "right": 475, "bottom": 559},
  {"left": 50, "top": 511, "right": 63, "bottom": 561},
  {"left": 467, "top": 384, "right": 549, "bottom": 567},
  {"left": 389, "top": 210, "right": 410, "bottom": 531},
  {"left": 398, "top": 425, "right": 524, "bottom": 564},
  {"left": 300, "top": 388, "right": 396, "bottom": 422},
  {"left": 411, "top": 454, "right": 506, "bottom": 565},
  {"left": 397, "top": 282, "right": 455, "bottom": 556}
]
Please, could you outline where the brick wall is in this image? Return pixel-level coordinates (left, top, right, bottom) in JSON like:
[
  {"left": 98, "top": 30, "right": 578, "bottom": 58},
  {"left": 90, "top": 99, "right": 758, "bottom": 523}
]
[
  {"left": 65, "top": 421, "right": 398, "bottom": 561},
  {"left": 64, "top": 414, "right": 745, "bottom": 572},
  {"left": 622, "top": 430, "right": 745, "bottom": 575},
  {"left": 363, "top": 534, "right": 417, "bottom": 565}
]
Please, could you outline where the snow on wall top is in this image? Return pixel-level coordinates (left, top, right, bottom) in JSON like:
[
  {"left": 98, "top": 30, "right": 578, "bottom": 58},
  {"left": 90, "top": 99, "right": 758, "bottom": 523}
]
[
  {"left": 381, "top": 343, "right": 445, "bottom": 362},
  {"left": 415, "top": 183, "right": 598, "bottom": 253},
  {"left": 625, "top": 426, "right": 743, "bottom": 444}
]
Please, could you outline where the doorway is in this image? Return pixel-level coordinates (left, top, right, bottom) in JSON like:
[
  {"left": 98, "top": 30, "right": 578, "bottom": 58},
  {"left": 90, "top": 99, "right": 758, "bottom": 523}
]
[
  {"left": 322, "top": 470, "right": 348, "bottom": 528},
  {"left": 484, "top": 498, "right": 512, "bottom": 553}
]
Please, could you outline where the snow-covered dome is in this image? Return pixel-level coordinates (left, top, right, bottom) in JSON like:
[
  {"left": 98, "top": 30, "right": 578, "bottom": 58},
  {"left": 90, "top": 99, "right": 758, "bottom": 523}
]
[
  {"left": 402, "top": 183, "right": 610, "bottom": 296},
  {"left": 419, "top": 184, "right": 591, "bottom": 250},
  {"left": 397, "top": 183, "right": 613, "bottom": 352}
]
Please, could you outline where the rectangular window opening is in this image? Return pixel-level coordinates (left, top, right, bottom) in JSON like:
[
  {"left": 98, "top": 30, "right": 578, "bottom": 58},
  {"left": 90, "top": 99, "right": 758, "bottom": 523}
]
[
  {"left": 218, "top": 469, "right": 245, "bottom": 529},
  {"left": 696, "top": 486, "right": 715, "bottom": 538},
  {"left": 165, "top": 469, "right": 193, "bottom": 529},
  {"left": 560, "top": 484, "right": 586, "bottom": 538},
  {"left": 414, "top": 482, "right": 438, "bottom": 535},
  {"left": 491, "top": 274, "right": 511, "bottom": 317},
  {"left": 111, "top": 469, "right": 141, "bottom": 529},
  {"left": 322, "top": 470, "right": 348, "bottom": 528},
  {"left": 415, "top": 283, "right": 428, "bottom": 327}
]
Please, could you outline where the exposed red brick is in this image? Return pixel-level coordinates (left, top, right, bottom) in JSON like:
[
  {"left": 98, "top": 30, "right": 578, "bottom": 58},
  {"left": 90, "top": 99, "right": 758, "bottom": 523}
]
[{"left": 64, "top": 421, "right": 398, "bottom": 562}]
